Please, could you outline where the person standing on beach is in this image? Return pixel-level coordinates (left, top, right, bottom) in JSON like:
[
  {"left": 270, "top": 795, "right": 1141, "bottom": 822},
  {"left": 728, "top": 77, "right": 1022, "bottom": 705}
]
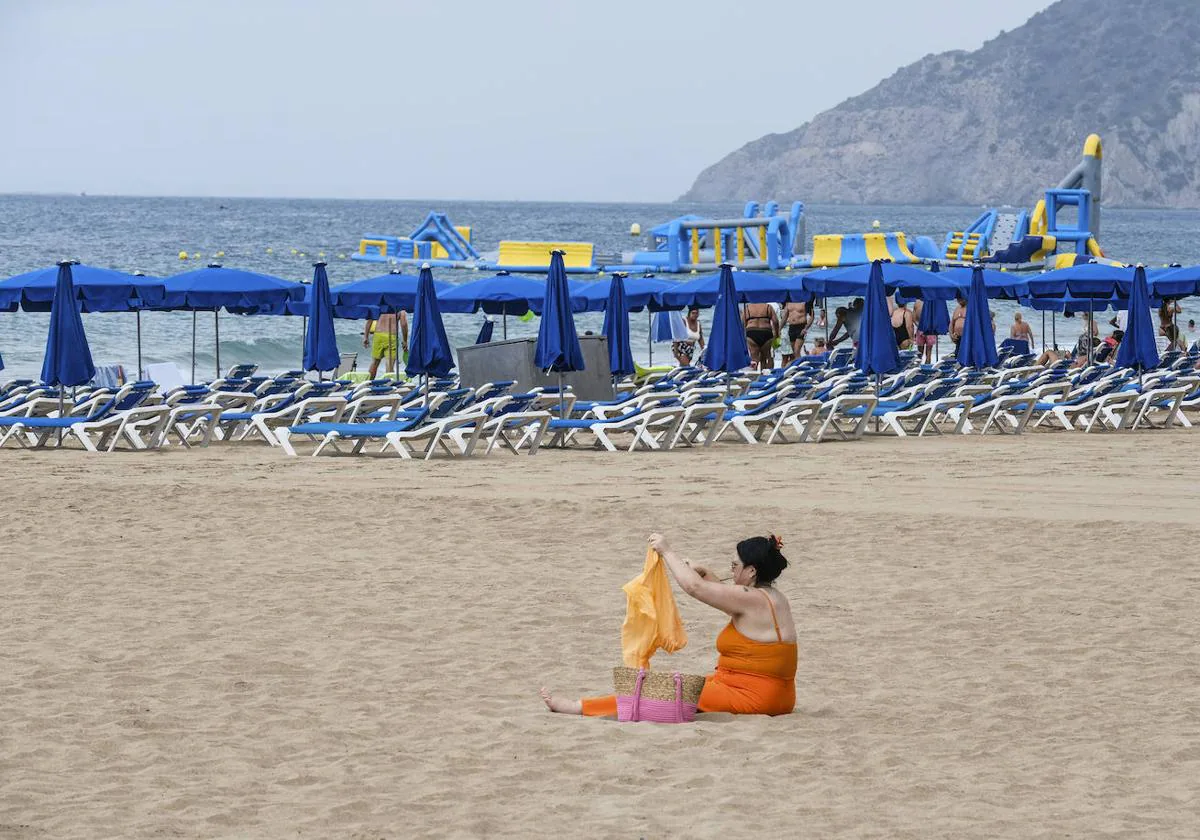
[
  {"left": 742, "top": 303, "right": 780, "bottom": 370},
  {"left": 828, "top": 298, "right": 864, "bottom": 350},
  {"left": 1010, "top": 312, "right": 1035, "bottom": 350},
  {"left": 949, "top": 295, "right": 967, "bottom": 352},
  {"left": 782, "top": 300, "right": 811, "bottom": 359},
  {"left": 363, "top": 312, "right": 409, "bottom": 378}
]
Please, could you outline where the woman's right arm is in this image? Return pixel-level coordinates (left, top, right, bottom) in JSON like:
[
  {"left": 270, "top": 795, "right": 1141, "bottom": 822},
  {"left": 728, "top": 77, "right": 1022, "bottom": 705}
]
[{"left": 650, "top": 534, "right": 759, "bottom": 617}]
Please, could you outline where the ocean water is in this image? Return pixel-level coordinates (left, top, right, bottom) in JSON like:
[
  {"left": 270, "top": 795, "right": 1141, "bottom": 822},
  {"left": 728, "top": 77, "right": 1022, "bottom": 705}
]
[{"left": 1, "top": 195, "right": 1198, "bottom": 382}]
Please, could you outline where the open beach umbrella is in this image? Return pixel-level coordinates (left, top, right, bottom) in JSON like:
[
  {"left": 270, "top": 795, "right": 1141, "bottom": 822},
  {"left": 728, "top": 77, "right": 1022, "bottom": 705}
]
[
  {"left": 956, "top": 266, "right": 999, "bottom": 368},
  {"left": 406, "top": 265, "right": 454, "bottom": 385},
  {"left": 0, "top": 263, "right": 165, "bottom": 312},
  {"left": 1, "top": 262, "right": 165, "bottom": 381},
  {"left": 579, "top": 274, "right": 671, "bottom": 313},
  {"left": 1114, "top": 265, "right": 1160, "bottom": 374},
  {"left": 302, "top": 262, "right": 340, "bottom": 376},
  {"left": 856, "top": 261, "right": 900, "bottom": 377},
  {"left": 1148, "top": 265, "right": 1200, "bottom": 300},
  {"left": 161, "top": 264, "right": 304, "bottom": 382},
  {"left": 803, "top": 261, "right": 941, "bottom": 300},
  {"left": 534, "top": 251, "right": 585, "bottom": 418},
  {"left": 940, "top": 266, "right": 1030, "bottom": 300},
  {"left": 701, "top": 264, "right": 751, "bottom": 374},
  {"left": 438, "top": 272, "right": 546, "bottom": 339},
  {"left": 601, "top": 274, "right": 635, "bottom": 380},
  {"left": 662, "top": 269, "right": 793, "bottom": 308}
]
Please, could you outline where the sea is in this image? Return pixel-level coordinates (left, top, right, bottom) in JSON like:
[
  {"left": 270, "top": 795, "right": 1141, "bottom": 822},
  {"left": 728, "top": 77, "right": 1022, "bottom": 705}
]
[{"left": 2, "top": 195, "right": 1198, "bottom": 382}]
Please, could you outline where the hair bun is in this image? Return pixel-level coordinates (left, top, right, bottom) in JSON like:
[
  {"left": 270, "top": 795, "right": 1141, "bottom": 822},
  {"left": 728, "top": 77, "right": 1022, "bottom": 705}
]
[{"left": 770, "top": 534, "right": 784, "bottom": 550}]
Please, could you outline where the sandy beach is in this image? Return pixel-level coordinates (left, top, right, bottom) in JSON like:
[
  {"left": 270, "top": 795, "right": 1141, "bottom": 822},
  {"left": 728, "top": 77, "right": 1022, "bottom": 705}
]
[{"left": 2, "top": 433, "right": 1199, "bottom": 838}]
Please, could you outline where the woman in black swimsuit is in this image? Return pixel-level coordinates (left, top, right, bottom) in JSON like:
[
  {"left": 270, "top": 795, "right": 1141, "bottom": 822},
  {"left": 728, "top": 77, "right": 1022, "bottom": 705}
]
[
  {"left": 890, "top": 296, "right": 914, "bottom": 350},
  {"left": 742, "top": 303, "right": 779, "bottom": 369}
]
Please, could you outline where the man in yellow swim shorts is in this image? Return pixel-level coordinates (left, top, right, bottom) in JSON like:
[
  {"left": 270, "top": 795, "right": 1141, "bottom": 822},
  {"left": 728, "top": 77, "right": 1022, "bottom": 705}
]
[{"left": 363, "top": 311, "right": 409, "bottom": 378}]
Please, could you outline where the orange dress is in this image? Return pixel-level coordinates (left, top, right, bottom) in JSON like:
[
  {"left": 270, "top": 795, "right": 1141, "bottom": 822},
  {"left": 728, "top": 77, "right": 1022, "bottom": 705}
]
[{"left": 582, "top": 590, "right": 797, "bottom": 717}]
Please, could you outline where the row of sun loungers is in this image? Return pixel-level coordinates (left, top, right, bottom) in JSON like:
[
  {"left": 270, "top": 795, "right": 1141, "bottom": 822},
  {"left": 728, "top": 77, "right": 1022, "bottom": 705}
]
[{"left": 3, "top": 348, "right": 1200, "bottom": 456}]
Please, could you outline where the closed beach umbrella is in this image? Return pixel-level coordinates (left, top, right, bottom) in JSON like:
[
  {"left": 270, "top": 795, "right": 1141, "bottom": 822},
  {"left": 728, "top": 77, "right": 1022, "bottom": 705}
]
[
  {"left": 602, "top": 274, "right": 635, "bottom": 379},
  {"left": 917, "top": 298, "right": 950, "bottom": 335},
  {"left": 474, "top": 318, "right": 495, "bottom": 345},
  {"left": 1114, "top": 265, "right": 1160, "bottom": 373},
  {"left": 701, "top": 264, "right": 751, "bottom": 373},
  {"left": 406, "top": 266, "right": 454, "bottom": 380},
  {"left": 302, "top": 262, "right": 340, "bottom": 376},
  {"left": 41, "top": 262, "right": 96, "bottom": 388},
  {"left": 956, "top": 266, "right": 999, "bottom": 368},
  {"left": 534, "top": 251, "right": 585, "bottom": 418},
  {"left": 856, "top": 260, "right": 900, "bottom": 377}
]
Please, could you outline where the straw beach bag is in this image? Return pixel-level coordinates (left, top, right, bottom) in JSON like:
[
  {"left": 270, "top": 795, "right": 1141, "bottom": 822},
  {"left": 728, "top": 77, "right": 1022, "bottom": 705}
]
[{"left": 612, "top": 666, "right": 706, "bottom": 723}]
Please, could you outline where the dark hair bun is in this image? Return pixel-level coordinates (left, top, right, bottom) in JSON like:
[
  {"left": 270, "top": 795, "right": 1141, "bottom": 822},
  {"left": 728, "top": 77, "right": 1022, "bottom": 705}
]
[{"left": 736, "top": 536, "right": 789, "bottom": 584}]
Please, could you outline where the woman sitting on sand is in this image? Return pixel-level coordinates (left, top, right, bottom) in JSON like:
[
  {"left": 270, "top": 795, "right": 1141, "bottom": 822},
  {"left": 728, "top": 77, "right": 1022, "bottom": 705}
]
[{"left": 541, "top": 533, "right": 798, "bottom": 717}]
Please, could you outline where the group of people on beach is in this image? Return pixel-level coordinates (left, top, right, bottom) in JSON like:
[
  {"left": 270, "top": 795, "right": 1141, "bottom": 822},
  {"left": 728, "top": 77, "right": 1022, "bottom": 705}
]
[{"left": 671, "top": 296, "right": 1195, "bottom": 372}]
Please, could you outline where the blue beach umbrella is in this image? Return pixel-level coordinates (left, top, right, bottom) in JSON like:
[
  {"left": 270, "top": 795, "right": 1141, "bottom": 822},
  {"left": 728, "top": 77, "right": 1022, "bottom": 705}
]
[
  {"left": 856, "top": 261, "right": 900, "bottom": 377},
  {"left": 474, "top": 318, "right": 495, "bottom": 345},
  {"left": 534, "top": 251, "right": 585, "bottom": 417},
  {"left": 438, "top": 272, "right": 546, "bottom": 316},
  {"left": 42, "top": 262, "right": 96, "bottom": 388},
  {"left": 662, "top": 269, "right": 793, "bottom": 308},
  {"left": 1114, "top": 265, "right": 1160, "bottom": 374},
  {"left": 160, "top": 264, "right": 305, "bottom": 381},
  {"left": 330, "top": 269, "right": 446, "bottom": 313},
  {"left": 579, "top": 275, "right": 671, "bottom": 313},
  {"left": 803, "top": 261, "right": 941, "bottom": 300},
  {"left": 701, "top": 265, "right": 751, "bottom": 373},
  {"left": 601, "top": 273, "right": 635, "bottom": 379},
  {"left": 956, "top": 266, "right": 999, "bottom": 368},
  {"left": 0, "top": 263, "right": 165, "bottom": 312},
  {"left": 406, "top": 266, "right": 454, "bottom": 380},
  {"left": 302, "top": 262, "right": 340, "bottom": 375},
  {"left": 917, "top": 299, "right": 950, "bottom": 335}
]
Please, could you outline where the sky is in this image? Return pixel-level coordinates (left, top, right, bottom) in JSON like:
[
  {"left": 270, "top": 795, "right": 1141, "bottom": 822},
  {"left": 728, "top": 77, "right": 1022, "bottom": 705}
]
[{"left": 0, "top": 0, "right": 1055, "bottom": 202}]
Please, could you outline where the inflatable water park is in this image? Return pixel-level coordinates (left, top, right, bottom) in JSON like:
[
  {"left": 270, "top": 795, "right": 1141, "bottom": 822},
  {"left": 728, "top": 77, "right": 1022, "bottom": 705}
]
[{"left": 352, "top": 135, "right": 1117, "bottom": 275}]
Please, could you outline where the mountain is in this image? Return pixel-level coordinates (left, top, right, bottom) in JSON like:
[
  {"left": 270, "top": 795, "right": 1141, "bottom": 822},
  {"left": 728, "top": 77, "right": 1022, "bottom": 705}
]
[{"left": 682, "top": 0, "right": 1200, "bottom": 208}]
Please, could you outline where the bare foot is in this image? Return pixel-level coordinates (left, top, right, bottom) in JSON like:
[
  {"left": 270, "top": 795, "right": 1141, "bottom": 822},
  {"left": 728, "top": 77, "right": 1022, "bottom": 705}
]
[{"left": 540, "top": 688, "right": 582, "bottom": 715}]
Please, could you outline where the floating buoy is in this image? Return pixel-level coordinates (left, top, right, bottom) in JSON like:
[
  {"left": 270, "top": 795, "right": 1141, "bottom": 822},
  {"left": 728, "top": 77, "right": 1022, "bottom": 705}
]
[
  {"left": 318, "top": 251, "right": 325, "bottom": 258},
  {"left": 290, "top": 248, "right": 298, "bottom": 255},
  {"left": 191, "top": 253, "right": 201, "bottom": 259},
  {"left": 630, "top": 223, "right": 641, "bottom": 236},
  {"left": 266, "top": 247, "right": 273, "bottom": 254},
  {"left": 337, "top": 253, "right": 346, "bottom": 259},
  {"left": 871, "top": 220, "right": 881, "bottom": 229},
  {"left": 215, "top": 250, "right": 225, "bottom": 258},
  {"left": 178, "top": 250, "right": 188, "bottom": 260},
  {"left": 298, "top": 252, "right": 306, "bottom": 258}
]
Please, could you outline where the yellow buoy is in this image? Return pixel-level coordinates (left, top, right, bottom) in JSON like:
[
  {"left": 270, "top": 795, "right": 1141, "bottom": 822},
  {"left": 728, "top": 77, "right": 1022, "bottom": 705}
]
[
  {"left": 871, "top": 220, "right": 881, "bottom": 229},
  {"left": 290, "top": 248, "right": 298, "bottom": 255},
  {"left": 299, "top": 252, "right": 306, "bottom": 258},
  {"left": 318, "top": 251, "right": 325, "bottom": 258},
  {"left": 338, "top": 253, "right": 346, "bottom": 259},
  {"left": 178, "top": 250, "right": 188, "bottom": 260},
  {"left": 215, "top": 250, "right": 225, "bottom": 258},
  {"left": 191, "top": 253, "right": 200, "bottom": 259},
  {"left": 630, "top": 222, "right": 641, "bottom": 236},
  {"left": 266, "top": 247, "right": 273, "bottom": 254}
]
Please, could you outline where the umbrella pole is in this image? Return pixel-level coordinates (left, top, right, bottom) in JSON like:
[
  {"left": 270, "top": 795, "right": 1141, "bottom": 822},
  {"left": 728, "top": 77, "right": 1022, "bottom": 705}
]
[
  {"left": 647, "top": 310, "right": 654, "bottom": 365},
  {"left": 558, "top": 371, "right": 565, "bottom": 420},
  {"left": 136, "top": 310, "right": 143, "bottom": 381},
  {"left": 58, "top": 390, "right": 65, "bottom": 446},
  {"left": 191, "top": 310, "right": 197, "bottom": 385},
  {"left": 214, "top": 310, "right": 221, "bottom": 380},
  {"left": 1088, "top": 300, "right": 1093, "bottom": 364},
  {"left": 393, "top": 313, "right": 399, "bottom": 381},
  {"left": 1041, "top": 311, "right": 1046, "bottom": 353},
  {"left": 301, "top": 314, "right": 308, "bottom": 373},
  {"left": 503, "top": 312, "right": 508, "bottom": 340},
  {"left": 1052, "top": 313, "right": 1057, "bottom": 352}
]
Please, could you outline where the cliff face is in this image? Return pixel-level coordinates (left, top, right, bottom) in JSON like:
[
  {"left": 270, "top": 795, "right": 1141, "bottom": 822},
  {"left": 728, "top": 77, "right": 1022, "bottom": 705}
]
[{"left": 682, "top": 0, "right": 1200, "bottom": 208}]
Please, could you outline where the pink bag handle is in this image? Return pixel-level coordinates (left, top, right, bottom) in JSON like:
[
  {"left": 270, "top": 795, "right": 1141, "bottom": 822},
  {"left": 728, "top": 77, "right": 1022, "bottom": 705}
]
[
  {"left": 630, "top": 668, "right": 647, "bottom": 722},
  {"left": 673, "top": 672, "right": 683, "bottom": 722}
]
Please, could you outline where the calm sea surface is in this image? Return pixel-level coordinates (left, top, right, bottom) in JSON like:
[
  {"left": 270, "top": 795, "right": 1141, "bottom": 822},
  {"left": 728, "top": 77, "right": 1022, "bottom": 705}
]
[{"left": 1, "top": 195, "right": 1198, "bottom": 381}]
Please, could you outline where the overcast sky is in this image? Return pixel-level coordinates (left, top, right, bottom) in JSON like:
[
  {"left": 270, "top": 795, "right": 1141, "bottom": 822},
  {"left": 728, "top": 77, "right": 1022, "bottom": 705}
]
[{"left": 0, "top": 0, "right": 1054, "bottom": 202}]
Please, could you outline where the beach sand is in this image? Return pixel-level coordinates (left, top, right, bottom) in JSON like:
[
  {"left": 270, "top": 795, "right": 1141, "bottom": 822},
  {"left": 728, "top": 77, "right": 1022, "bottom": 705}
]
[{"left": 2, "top": 433, "right": 1199, "bottom": 838}]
